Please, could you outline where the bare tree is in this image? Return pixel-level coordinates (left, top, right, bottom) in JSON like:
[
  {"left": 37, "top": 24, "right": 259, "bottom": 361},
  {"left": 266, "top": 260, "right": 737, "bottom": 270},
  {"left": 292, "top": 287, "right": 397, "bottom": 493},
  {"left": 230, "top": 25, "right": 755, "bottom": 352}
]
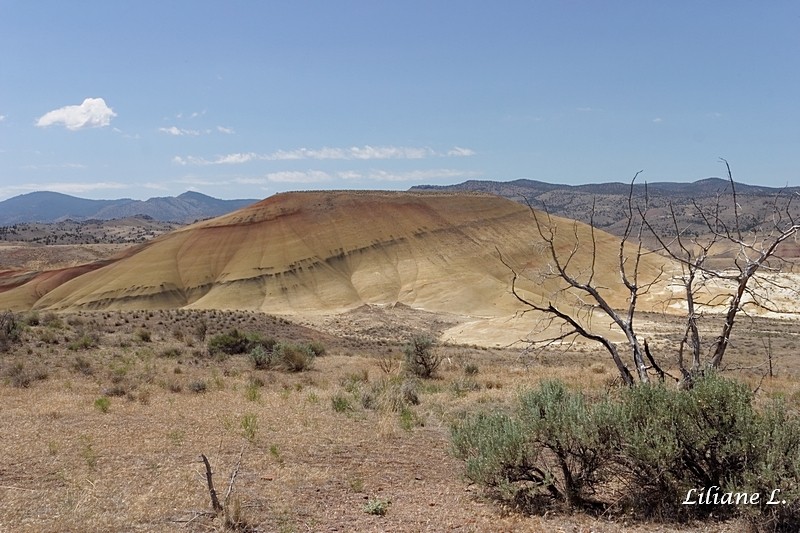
[
  {"left": 643, "top": 159, "right": 799, "bottom": 374},
  {"left": 499, "top": 172, "right": 664, "bottom": 386},
  {"left": 502, "top": 162, "right": 799, "bottom": 386}
]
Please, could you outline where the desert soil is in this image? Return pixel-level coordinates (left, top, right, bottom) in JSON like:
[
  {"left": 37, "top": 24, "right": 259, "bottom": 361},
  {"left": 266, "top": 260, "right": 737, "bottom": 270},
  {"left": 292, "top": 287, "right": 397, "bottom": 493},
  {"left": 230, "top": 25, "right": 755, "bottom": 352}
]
[{"left": 2, "top": 306, "right": 796, "bottom": 532}]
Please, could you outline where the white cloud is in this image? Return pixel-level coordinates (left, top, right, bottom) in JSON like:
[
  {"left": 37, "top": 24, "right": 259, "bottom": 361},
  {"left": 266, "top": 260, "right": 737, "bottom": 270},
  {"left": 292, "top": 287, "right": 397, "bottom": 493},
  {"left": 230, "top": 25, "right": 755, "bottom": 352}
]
[
  {"left": 348, "top": 146, "right": 434, "bottom": 160},
  {"left": 336, "top": 171, "right": 363, "bottom": 180},
  {"left": 269, "top": 168, "right": 477, "bottom": 183},
  {"left": 175, "top": 145, "right": 476, "bottom": 166},
  {"left": 172, "top": 156, "right": 188, "bottom": 165},
  {"left": 159, "top": 126, "right": 205, "bottom": 136},
  {"left": 160, "top": 126, "right": 182, "bottom": 136},
  {"left": 216, "top": 152, "right": 258, "bottom": 164},
  {"left": 265, "top": 170, "right": 334, "bottom": 183},
  {"left": 175, "top": 110, "right": 206, "bottom": 120},
  {"left": 233, "top": 177, "right": 268, "bottom": 185},
  {"left": 114, "top": 128, "right": 140, "bottom": 139},
  {"left": 217, "top": 126, "right": 235, "bottom": 134},
  {"left": 142, "top": 182, "right": 169, "bottom": 191},
  {"left": 361, "top": 169, "right": 475, "bottom": 182},
  {"left": 153, "top": 166, "right": 477, "bottom": 196},
  {"left": 652, "top": 117, "right": 663, "bottom": 123},
  {"left": 0, "top": 115, "right": 6, "bottom": 122},
  {"left": 447, "top": 146, "right": 475, "bottom": 157},
  {"left": 21, "top": 162, "right": 88, "bottom": 170},
  {"left": 43, "top": 181, "right": 127, "bottom": 194},
  {"left": 173, "top": 153, "right": 257, "bottom": 165},
  {"left": 36, "top": 98, "right": 116, "bottom": 131},
  {"left": 265, "top": 145, "right": 435, "bottom": 160},
  {"left": 174, "top": 177, "right": 229, "bottom": 187}
]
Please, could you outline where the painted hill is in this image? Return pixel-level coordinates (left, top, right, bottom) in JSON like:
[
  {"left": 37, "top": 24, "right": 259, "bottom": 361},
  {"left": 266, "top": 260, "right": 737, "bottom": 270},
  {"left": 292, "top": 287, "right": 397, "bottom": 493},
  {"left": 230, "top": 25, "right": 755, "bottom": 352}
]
[
  {"left": 0, "top": 191, "right": 258, "bottom": 224},
  {"left": 0, "top": 191, "right": 671, "bottom": 317}
]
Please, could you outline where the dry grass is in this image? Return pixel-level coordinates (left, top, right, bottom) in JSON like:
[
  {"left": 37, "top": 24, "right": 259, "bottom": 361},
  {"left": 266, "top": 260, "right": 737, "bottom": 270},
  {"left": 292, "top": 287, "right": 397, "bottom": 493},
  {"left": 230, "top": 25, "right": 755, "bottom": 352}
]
[{"left": 1, "top": 309, "right": 798, "bottom": 532}]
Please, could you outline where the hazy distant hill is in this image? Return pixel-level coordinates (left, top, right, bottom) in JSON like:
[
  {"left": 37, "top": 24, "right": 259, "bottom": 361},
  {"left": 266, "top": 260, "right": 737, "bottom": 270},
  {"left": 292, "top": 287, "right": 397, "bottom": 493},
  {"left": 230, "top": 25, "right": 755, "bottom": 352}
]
[
  {"left": 0, "top": 191, "right": 258, "bottom": 224},
  {"left": 411, "top": 178, "right": 800, "bottom": 237},
  {"left": 412, "top": 177, "right": 799, "bottom": 202}
]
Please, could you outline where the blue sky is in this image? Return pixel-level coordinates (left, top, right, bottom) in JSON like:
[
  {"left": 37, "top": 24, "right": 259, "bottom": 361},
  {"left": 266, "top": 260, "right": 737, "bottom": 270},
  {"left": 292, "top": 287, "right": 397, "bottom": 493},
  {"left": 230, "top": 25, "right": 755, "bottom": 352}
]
[{"left": 1, "top": 1, "right": 798, "bottom": 201}]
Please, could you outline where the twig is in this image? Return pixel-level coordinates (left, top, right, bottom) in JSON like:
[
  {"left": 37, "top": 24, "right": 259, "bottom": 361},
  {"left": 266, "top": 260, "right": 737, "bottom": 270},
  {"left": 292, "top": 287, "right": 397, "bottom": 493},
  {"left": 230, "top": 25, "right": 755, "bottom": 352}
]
[
  {"left": 224, "top": 444, "right": 246, "bottom": 505},
  {"left": 200, "top": 454, "right": 223, "bottom": 514},
  {"left": 752, "top": 371, "right": 769, "bottom": 395}
]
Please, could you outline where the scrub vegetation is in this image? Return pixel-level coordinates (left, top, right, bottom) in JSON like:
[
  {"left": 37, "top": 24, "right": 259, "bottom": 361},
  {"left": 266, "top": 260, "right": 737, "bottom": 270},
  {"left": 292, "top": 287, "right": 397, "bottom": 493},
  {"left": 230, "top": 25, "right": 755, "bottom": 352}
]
[{"left": 2, "top": 307, "right": 800, "bottom": 532}]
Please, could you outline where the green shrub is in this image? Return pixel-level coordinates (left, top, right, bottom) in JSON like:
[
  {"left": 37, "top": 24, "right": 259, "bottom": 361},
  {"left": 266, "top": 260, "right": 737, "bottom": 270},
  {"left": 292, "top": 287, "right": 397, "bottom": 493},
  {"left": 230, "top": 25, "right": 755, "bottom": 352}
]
[
  {"left": 363, "top": 498, "right": 390, "bottom": 516},
  {"left": 614, "top": 373, "right": 761, "bottom": 519},
  {"left": 208, "top": 329, "right": 276, "bottom": 358},
  {"left": 252, "top": 335, "right": 278, "bottom": 353},
  {"left": 135, "top": 328, "right": 151, "bottom": 342},
  {"left": 189, "top": 380, "right": 207, "bottom": 393},
  {"left": 248, "top": 344, "right": 276, "bottom": 369},
  {"left": 0, "top": 311, "right": 21, "bottom": 353},
  {"left": 451, "top": 374, "right": 800, "bottom": 528},
  {"left": 451, "top": 410, "right": 537, "bottom": 508},
  {"left": 517, "top": 380, "right": 618, "bottom": 509},
  {"left": 38, "top": 328, "right": 60, "bottom": 345},
  {"left": 341, "top": 369, "right": 369, "bottom": 392},
  {"left": 403, "top": 334, "right": 440, "bottom": 378},
  {"left": 71, "top": 356, "right": 94, "bottom": 376},
  {"left": 364, "top": 376, "right": 419, "bottom": 412},
  {"left": 102, "top": 385, "right": 127, "bottom": 397},
  {"left": 331, "top": 393, "right": 353, "bottom": 413},
  {"left": 739, "top": 401, "right": 800, "bottom": 532},
  {"left": 306, "top": 340, "right": 326, "bottom": 357},
  {"left": 274, "top": 342, "right": 315, "bottom": 372},
  {"left": 158, "top": 347, "right": 181, "bottom": 358},
  {"left": 207, "top": 329, "right": 251, "bottom": 355},
  {"left": 192, "top": 318, "right": 208, "bottom": 341},
  {"left": 4, "top": 361, "right": 31, "bottom": 388},
  {"left": 41, "top": 311, "right": 63, "bottom": 329},
  {"left": 67, "top": 332, "right": 98, "bottom": 351},
  {"left": 450, "top": 377, "right": 481, "bottom": 397},
  {"left": 398, "top": 406, "right": 423, "bottom": 431},
  {"left": 23, "top": 311, "right": 40, "bottom": 326},
  {"left": 464, "top": 363, "right": 480, "bottom": 376}
]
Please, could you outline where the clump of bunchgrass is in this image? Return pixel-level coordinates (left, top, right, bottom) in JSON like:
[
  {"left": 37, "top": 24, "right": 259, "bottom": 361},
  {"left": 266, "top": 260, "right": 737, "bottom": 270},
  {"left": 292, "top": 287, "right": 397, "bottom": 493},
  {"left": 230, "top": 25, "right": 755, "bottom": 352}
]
[{"left": 94, "top": 396, "right": 111, "bottom": 413}]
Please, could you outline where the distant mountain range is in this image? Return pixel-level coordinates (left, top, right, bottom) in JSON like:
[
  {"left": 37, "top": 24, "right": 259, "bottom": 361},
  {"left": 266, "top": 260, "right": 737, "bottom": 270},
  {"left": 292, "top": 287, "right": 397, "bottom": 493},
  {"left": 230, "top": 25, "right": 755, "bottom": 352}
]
[
  {"left": 411, "top": 178, "right": 800, "bottom": 238},
  {"left": 411, "top": 177, "right": 799, "bottom": 200},
  {"left": 0, "top": 191, "right": 259, "bottom": 224},
  {"left": 3, "top": 178, "right": 798, "bottom": 227}
]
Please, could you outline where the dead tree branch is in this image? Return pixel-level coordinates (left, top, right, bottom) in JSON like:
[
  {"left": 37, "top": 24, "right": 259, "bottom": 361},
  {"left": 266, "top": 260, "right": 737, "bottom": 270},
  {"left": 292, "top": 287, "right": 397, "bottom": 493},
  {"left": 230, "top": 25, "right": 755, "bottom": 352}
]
[
  {"left": 503, "top": 161, "right": 798, "bottom": 386},
  {"left": 200, "top": 454, "right": 223, "bottom": 514}
]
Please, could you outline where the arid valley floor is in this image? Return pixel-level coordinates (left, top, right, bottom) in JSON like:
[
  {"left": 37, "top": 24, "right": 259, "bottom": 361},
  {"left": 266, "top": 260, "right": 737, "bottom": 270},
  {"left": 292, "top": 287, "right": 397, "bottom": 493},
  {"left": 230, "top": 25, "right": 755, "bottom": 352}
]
[
  {"left": 4, "top": 304, "right": 800, "bottom": 533},
  {"left": 2, "top": 193, "right": 800, "bottom": 532}
]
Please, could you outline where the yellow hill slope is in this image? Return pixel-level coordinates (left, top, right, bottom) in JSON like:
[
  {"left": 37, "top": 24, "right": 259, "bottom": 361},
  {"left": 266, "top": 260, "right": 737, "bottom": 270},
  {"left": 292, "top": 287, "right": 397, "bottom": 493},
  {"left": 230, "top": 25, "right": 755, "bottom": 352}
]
[{"left": 0, "top": 191, "right": 671, "bottom": 317}]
